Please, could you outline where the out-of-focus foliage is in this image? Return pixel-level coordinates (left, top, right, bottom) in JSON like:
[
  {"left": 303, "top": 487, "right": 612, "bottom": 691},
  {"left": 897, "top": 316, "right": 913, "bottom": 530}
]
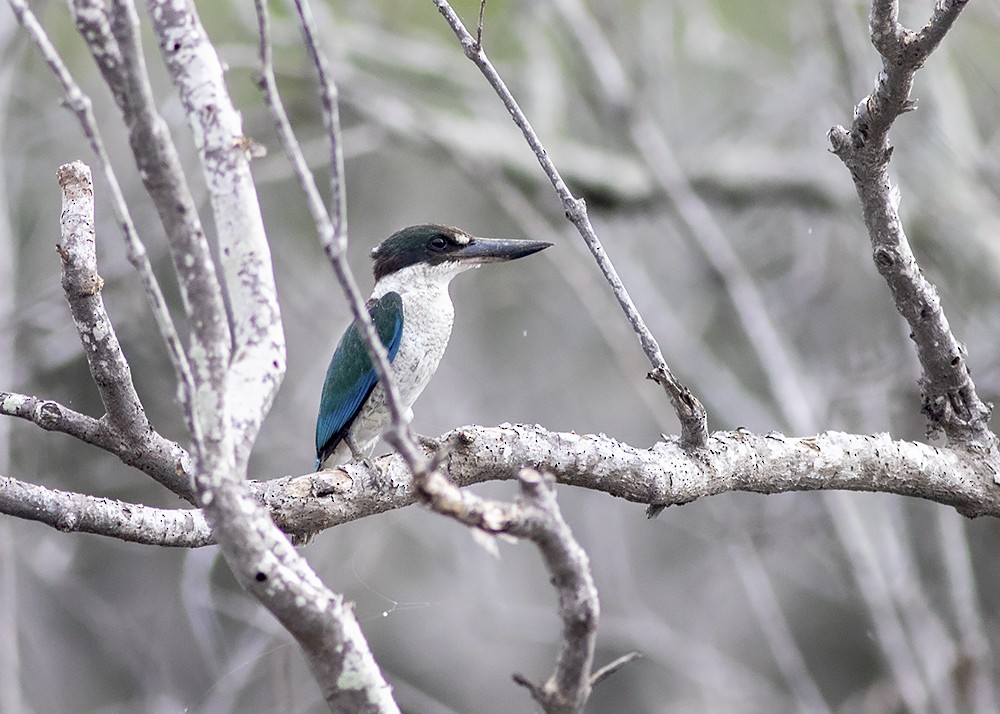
[{"left": 2, "top": 0, "right": 1000, "bottom": 711}]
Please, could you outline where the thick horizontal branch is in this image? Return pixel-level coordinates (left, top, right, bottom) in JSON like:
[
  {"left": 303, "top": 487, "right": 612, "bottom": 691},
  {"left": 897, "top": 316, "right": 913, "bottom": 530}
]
[
  {"left": 5, "top": 425, "right": 999, "bottom": 547},
  {"left": 263, "top": 425, "right": 1000, "bottom": 540}
]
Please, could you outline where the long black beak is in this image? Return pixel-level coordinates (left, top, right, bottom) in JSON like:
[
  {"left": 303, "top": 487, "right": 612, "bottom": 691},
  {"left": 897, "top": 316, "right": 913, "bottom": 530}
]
[{"left": 454, "top": 236, "right": 552, "bottom": 264}]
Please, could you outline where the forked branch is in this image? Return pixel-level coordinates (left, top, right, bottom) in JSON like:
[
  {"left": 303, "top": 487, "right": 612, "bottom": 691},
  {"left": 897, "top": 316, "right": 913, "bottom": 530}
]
[{"left": 828, "top": 0, "right": 993, "bottom": 451}]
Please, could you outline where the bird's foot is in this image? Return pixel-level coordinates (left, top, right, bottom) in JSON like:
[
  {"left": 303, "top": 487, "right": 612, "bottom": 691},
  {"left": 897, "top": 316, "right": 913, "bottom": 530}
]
[{"left": 345, "top": 436, "right": 384, "bottom": 481}]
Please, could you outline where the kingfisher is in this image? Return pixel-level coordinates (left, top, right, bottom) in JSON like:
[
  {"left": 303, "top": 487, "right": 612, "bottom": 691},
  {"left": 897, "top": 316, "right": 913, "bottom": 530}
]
[{"left": 314, "top": 224, "right": 551, "bottom": 470}]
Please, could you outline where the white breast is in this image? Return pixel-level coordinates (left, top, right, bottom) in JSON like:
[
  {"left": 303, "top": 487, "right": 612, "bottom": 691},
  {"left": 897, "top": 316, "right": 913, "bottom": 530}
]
[{"left": 343, "top": 261, "right": 471, "bottom": 458}]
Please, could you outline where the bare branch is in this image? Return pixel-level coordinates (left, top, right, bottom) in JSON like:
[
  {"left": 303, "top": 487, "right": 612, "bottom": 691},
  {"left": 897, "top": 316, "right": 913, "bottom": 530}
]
[
  {"left": 936, "top": 509, "right": 997, "bottom": 710},
  {"left": 728, "top": 539, "right": 831, "bottom": 713},
  {"left": 57, "top": 163, "right": 143, "bottom": 431},
  {"left": 589, "top": 651, "right": 641, "bottom": 690},
  {"left": 71, "top": 0, "right": 227, "bottom": 433},
  {"left": 56, "top": 163, "right": 193, "bottom": 499},
  {"left": 0, "top": 389, "right": 191, "bottom": 499},
  {"left": 828, "top": 0, "right": 993, "bottom": 450},
  {"left": 377, "top": 464, "right": 603, "bottom": 710},
  {"left": 145, "top": 0, "right": 284, "bottom": 446},
  {"left": 289, "top": 0, "right": 348, "bottom": 244},
  {"left": 6, "top": 420, "right": 1000, "bottom": 552},
  {"left": 507, "top": 471, "right": 600, "bottom": 713},
  {"left": 262, "top": 426, "right": 1000, "bottom": 541},
  {"left": 430, "top": 0, "right": 707, "bottom": 448},
  {"left": 548, "top": 0, "right": 819, "bottom": 439},
  {"left": 0, "top": 475, "right": 209, "bottom": 547}
]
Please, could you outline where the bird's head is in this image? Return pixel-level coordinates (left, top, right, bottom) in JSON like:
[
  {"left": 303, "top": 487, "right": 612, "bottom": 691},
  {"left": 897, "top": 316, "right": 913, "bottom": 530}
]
[{"left": 370, "top": 224, "right": 551, "bottom": 282}]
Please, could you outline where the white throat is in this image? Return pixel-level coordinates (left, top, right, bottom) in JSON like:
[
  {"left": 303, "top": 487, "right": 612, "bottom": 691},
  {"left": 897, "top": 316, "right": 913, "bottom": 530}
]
[{"left": 371, "top": 261, "right": 476, "bottom": 299}]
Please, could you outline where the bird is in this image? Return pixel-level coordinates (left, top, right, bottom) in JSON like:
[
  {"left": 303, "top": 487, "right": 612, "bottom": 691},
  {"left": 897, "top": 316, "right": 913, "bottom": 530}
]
[{"left": 314, "top": 224, "right": 552, "bottom": 471}]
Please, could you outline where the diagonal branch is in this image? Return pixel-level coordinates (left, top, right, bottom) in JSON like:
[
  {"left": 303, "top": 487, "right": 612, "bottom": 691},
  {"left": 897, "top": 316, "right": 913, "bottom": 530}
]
[
  {"left": 547, "top": 0, "right": 820, "bottom": 436},
  {"left": 257, "top": 0, "right": 428, "bottom": 496},
  {"left": 57, "top": 164, "right": 143, "bottom": 433},
  {"left": 0, "top": 390, "right": 190, "bottom": 496},
  {"left": 828, "top": 0, "right": 992, "bottom": 450},
  {"left": 430, "top": 0, "right": 707, "bottom": 449}
]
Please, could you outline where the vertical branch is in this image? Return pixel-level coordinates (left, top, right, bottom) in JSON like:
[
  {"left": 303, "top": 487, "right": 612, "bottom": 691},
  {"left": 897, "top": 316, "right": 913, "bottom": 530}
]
[
  {"left": 145, "top": 0, "right": 285, "bottom": 449},
  {"left": 290, "top": 0, "right": 348, "bottom": 244},
  {"left": 935, "top": 510, "right": 996, "bottom": 711},
  {"left": 53, "top": 161, "right": 191, "bottom": 497},
  {"left": 255, "top": 0, "right": 398, "bottom": 712},
  {"left": 10, "top": 0, "right": 197, "bottom": 488},
  {"left": 68, "top": 0, "right": 218, "bottom": 437},
  {"left": 400, "top": 468, "right": 613, "bottom": 712},
  {"left": 509, "top": 471, "right": 601, "bottom": 713},
  {"left": 14, "top": 0, "right": 198, "bottom": 437}
]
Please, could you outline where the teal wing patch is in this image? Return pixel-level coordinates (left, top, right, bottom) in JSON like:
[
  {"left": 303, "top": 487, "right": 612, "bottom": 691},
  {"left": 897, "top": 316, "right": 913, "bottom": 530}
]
[{"left": 315, "top": 292, "right": 404, "bottom": 467}]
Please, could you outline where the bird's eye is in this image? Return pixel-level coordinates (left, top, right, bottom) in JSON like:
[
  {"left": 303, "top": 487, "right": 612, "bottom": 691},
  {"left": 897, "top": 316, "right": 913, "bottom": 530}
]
[{"left": 428, "top": 235, "right": 449, "bottom": 251}]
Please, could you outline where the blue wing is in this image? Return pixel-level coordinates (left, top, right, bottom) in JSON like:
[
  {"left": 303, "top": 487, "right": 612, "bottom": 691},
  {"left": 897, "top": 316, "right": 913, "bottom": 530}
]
[{"left": 315, "top": 292, "right": 404, "bottom": 468}]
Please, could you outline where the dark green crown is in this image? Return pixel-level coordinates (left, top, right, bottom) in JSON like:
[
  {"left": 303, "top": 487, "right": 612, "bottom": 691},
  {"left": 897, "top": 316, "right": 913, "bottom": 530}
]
[{"left": 371, "top": 225, "right": 473, "bottom": 281}]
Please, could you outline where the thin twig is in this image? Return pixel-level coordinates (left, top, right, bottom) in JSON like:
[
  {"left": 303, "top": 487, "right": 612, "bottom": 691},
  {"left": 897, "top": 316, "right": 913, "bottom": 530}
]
[
  {"left": 588, "top": 651, "right": 641, "bottom": 689},
  {"left": 431, "top": 0, "right": 707, "bottom": 449},
  {"left": 291, "top": 0, "right": 349, "bottom": 245},
  {"left": 269, "top": 0, "right": 428, "bottom": 477},
  {"left": 550, "top": 0, "right": 818, "bottom": 436},
  {"left": 728, "top": 538, "right": 831, "bottom": 714},
  {"left": 475, "top": 0, "right": 486, "bottom": 49},
  {"left": 823, "top": 492, "right": 930, "bottom": 712},
  {"left": 935, "top": 510, "right": 997, "bottom": 711}
]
